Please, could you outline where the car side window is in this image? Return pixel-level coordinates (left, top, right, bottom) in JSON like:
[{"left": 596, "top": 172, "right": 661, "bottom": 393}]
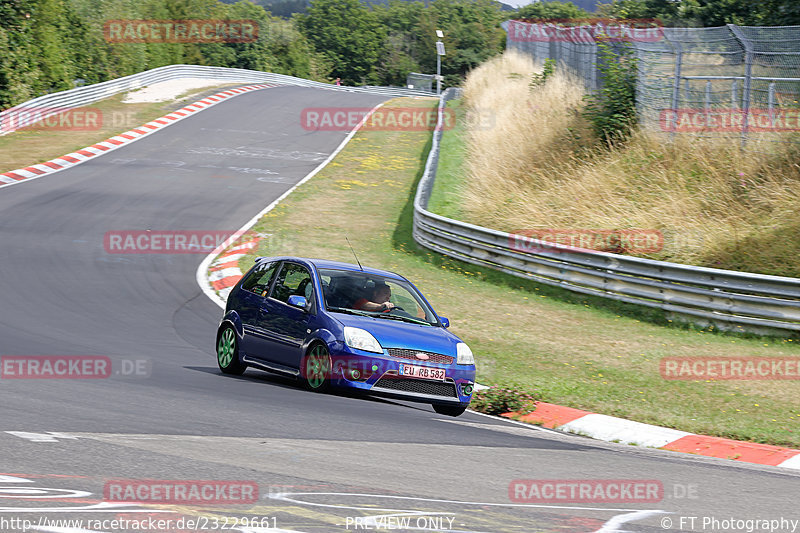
[
  {"left": 241, "top": 261, "right": 278, "bottom": 297},
  {"left": 270, "top": 263, "right": 313, "bottom": 305}
]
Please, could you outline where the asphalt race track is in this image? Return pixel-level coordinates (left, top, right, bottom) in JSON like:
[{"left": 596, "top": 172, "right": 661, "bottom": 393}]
[{"left": 0, "top": 86, "right": 798, "bottom": 533}]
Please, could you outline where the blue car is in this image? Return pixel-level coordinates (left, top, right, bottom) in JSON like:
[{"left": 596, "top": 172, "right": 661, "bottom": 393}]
[{"left": 215, "top": 256, "right": 476, "bottom": 416}]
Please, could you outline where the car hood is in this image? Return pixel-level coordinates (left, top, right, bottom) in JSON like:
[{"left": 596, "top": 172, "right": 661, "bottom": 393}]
[{"left": 331, "top": 313, "right": 462, "bottom": 355}]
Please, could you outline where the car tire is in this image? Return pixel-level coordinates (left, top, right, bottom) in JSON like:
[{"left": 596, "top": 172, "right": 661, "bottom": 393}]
[
  {"left": 433, "top": 403, "right": 469, "bottom": 417},
  {"left": 302, "top": 343, "right": 332, "bottom": 393},
  {"left": 217, "top": 325, "right": 247, "bottom": 375}
]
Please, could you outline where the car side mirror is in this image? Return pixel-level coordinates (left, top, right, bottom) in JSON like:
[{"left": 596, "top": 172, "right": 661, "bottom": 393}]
[
  {"left": 287, "top": 295, "right": 308, "bottom": 310},
  {"left": 439, "top": 316, "right": 450, "bottom": 328}
]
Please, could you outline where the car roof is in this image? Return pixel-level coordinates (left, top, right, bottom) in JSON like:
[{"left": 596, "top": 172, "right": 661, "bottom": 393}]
[{"left": 257, "top": 256, "right": 406, "bottom": 281}]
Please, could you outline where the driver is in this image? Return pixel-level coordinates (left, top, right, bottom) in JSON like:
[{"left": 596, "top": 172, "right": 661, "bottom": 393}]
[{"left": 352, "top": 283, "right": 395, "bottom": 312}]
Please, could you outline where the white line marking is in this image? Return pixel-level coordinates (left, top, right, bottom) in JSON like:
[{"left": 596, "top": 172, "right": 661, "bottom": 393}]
[
  {"left": 212, "top": 253, "right": 248, "bottom": 265},
  {"left": 7, "top": 169, "right": 39, "bottom": 178},
  {"left": 269, "top": 491, "right": 658, "bottom": 514},
  {"left": 217, "top": 287, "right": 234, "bottom": 301},
  {"left": 196, "top": 99, "right": 391, "bottom": 308},
  {"left": 560, "top": 414, "right": 691, "bottom": 448},
  {"left": 0, "top": 476, "right": 33, "bottom": 483},
  {"left": 466, "top": 409, "right": 558, "bottom": 434},
  {"left": 0, "top": 487, "right": 90, "bottom": 499},
  {"left": 778, "top": 454, "right": 800, "bottom": 469},
  {"left": 237, "top": 529, "right": 302, "bottom": 533},
  {"left": 5, "top": 431, "right": 78, "bottom": 443},
  {"left": 593, "top": 510, "right": 667, "bottom": 533},
  {"left": 0, "top": 502, "right": 170, "bottom": 513},
  {"left": 435, "top": 418, "right": 550, "bottom": 438},
  {"left": 208, "top": 267, "right": 243, "bottom": 282}
]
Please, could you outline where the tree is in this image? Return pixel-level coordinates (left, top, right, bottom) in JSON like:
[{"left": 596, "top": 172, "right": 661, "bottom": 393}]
[
  {"left": 680, "top": 0, "right": 762, "bottom": 26},
  {"left": 595, "top": 0, "right": 798, "bottom": 26},
  {"left": 515, "top": 1, "right": 591, "bottom": 20},
  {"left": 297, "top": 0, "right": 385, "bottom": 85},
  {"left": 757, "top": 0, "right": 800, "bottom": 25},
  {"left": 414, "top": 0, "right": 506, "bottom": 87},
  {"left": 595, "top": 0, "right": 684, "bottom": 24}
]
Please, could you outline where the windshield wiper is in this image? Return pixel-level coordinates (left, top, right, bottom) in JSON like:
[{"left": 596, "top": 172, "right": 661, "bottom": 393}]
[
  {"left": 327, "top": 306, "right": 372, "bottom": 317},
  {"left": 374, "top": 313, "right": 431, "bottom": 326}
]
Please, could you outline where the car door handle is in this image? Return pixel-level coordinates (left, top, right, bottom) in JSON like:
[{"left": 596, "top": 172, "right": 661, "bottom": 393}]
[{"left": 258, "top": 307, "right": 269, "bottom": 315}]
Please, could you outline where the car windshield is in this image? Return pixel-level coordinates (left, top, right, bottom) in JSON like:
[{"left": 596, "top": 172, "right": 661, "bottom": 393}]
[{"left": 317, "top": 268, "right": 438, "bottom": 326}]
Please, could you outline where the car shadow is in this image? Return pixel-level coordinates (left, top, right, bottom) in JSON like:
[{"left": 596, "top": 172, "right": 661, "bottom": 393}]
[{"left": 184, "top": 365, "right": 431, "bottom": 412}]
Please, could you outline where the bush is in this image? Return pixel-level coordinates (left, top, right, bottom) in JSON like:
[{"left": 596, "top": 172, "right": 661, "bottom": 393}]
[
  {"left": 529, "top": 58, "right": 556, "bottom": 89},
  {"left": 582, "top": 39, "right": 637, "bottom": 143},
  {"left": 470, "top": 386, "right": 540, "bottom": 416}
]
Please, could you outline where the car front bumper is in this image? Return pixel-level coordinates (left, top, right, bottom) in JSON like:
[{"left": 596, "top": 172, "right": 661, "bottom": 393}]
[{"left": 329, "top": 344, "right": 475, "bottom": 405}]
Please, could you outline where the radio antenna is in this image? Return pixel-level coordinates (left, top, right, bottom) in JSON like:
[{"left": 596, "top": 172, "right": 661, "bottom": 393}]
[{"left": 345, "top": 235, "right": 363, "bottom": 271}]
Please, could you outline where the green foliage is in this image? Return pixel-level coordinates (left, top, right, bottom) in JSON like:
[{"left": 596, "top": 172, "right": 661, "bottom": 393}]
[
  {"left": 582, "top": 40, "right": 637, "bottom": 143},
  {"left": 469, "top": 386, "right": 540, "bottom": 416},
  {"left": 296, "top": 0, "right": 385, "bottom": 85},
  {"left": 529, "top": 58, "right": 556, "bottom": 89},
  {"left": 371, "top": 0, "right": 505, "bottom": 88},
  {"left": 514, "top": 1, "right": 590, "bottom": 21},
  {"left": 757, "top": 0, "right": 800, "bottom": 25},
  {"left": 596, "top": 0, "right": 800, "bottom": 26},
  {"left": 260, "top": 0, "right": 308, "bottom": 18},
  {"left": 0, "top": 0, "right": 330, "bottom": 109},
  {"left": 292, "top": 0, "right": 506, "bottom": 88}
]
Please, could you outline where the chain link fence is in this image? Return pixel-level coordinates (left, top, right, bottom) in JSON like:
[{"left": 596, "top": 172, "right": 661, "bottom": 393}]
[
  {"left": 503, "top": 20, "right": 800, "bottom": 145},
  {"left": 406, "top": 72, "right": 435, "bottom": 93}
]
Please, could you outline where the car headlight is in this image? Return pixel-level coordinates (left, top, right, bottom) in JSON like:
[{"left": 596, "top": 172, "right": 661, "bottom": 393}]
[
  {"left": 456, "top": 342, "right": 474, "bottom": 365},
  {"left": 344, "top": 327, "right": 383, "bottom": 354}
]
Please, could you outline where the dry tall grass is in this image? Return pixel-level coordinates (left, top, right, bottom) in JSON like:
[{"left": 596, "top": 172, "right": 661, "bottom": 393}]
[{"left": 458, "top": 51, "right": 800, "bottom": 275}]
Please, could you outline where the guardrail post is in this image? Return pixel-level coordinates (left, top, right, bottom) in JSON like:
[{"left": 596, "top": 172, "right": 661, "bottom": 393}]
[
  {"left": 669, "top": 37, "right": 683, "bottom": 139},
  {"left": 768, "top": 82, "right": 775, "bottom": 127},
  {"left": 728, "top": 24, "right": 753, "bottom": 147}
]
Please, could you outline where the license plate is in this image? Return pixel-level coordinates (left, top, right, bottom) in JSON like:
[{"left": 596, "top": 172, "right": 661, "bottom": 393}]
[{"left": 399, "top": 363, "right": 446, "bottom": 380}]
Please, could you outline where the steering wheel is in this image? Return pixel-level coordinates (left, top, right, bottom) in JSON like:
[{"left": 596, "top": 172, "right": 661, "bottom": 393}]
[
  {"left": 296, "top": 278, "right": 312, "bottom": 299},
  {"left": 383, "top": 304, "right": 405, "bottom": 313}
]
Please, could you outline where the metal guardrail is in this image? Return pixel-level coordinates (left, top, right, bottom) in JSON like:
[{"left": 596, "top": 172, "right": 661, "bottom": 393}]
[
  {"left": 413, "top": 89, "right": 800, "bottom": 335},
  {"left": 0, "top": 65, "right": 432, "bottom": 135}
]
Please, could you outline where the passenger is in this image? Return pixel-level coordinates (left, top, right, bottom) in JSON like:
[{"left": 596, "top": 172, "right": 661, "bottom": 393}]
[{"left": 352, "top": 283, "right": 395, "bottom": 312}]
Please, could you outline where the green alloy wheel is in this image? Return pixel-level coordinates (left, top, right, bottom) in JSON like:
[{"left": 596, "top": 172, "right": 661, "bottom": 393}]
[
  {"left": 303, "top": 344, "right": 332, "bottom": 392},
  {"left": 217, "top": 325, "right": 246, "bottom": 375}
]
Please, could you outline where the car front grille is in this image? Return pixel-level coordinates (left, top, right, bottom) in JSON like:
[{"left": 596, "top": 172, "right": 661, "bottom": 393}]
[
  {"left": 373, "top": 374, "right": 458, "bottom": 398},
  {"left": 386, "top": 348, "right": 454, "bottom": 365}
]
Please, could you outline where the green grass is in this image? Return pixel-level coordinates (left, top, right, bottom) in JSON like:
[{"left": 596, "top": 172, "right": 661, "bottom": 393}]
[
  {"left": 426, "top": 98, "right": 468, "bottom": 220},
  {"left": 226, "top": 97, "right": 800, "bottom": 448}
]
